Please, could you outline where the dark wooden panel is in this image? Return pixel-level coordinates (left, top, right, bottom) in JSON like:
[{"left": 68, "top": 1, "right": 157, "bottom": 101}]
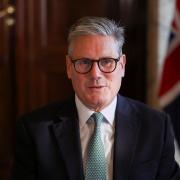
[
  {"left": 0, "top": 1, "right": 16, "bottom": 180},
  {"left": 16, "top": 1, "right": 65, "bottom": 114},
  {"left": 108, "top": 0, "right": 147, "bottom": 102}
]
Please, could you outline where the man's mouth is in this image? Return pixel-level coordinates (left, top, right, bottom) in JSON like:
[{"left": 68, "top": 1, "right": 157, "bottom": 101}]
[{"left": 88, "top": 86, "right": 105, "bottom": 89}]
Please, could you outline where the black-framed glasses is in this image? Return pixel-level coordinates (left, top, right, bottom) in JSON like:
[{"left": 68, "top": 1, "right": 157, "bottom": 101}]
[{"left": 70, "top": 57, "right": 120, "bottom": 74}]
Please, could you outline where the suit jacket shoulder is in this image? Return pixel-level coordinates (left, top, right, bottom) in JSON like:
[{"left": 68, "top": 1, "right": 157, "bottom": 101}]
[
  {"left": 113, "top": 95, "right": 180, "bottom": 180},
  {"left": 13, "top": 97, "right": 84, "bottom": 180}
]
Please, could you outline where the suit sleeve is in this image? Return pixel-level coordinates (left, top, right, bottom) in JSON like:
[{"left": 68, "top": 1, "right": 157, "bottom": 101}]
[
  {"left": 11, "top": 119, "right": 36, "bottom": 180},
  {"left": 157, "top": 114, "right": 180, "bottom": 180}
]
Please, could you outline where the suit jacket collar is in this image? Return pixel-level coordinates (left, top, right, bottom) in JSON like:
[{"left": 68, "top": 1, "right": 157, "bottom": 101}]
[
  {"left": 113, "top": 95, "right": 141, "bottom": 180},
  {"left": 52, "top": 98, "right": 84, "bottom": 180}
]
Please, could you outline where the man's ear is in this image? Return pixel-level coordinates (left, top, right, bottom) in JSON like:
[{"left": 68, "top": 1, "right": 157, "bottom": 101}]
[
  {"left": 66, "top": 55, "right": 72, "bottom": 79},
  {"left": 120, "top": 54, "right": 126, "bottom": 77}
]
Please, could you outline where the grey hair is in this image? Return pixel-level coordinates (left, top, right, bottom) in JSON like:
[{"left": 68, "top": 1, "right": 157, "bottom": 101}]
[{"left": 67, "top": 16, "right": 125, "bottom": 55}]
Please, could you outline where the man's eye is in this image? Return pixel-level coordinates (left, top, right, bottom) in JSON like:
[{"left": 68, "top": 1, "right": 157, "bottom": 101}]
[
  {"left": 78, "top": 59, "right": 91, "bottom": 65},
  {"left": 101, "top": 59, "right": 113, "bottom": 66}
]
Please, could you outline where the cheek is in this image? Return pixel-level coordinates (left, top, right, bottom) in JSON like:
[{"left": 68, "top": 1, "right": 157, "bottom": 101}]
[
  {"left": 71, "top": 74, "right": 85, "bottom": 90},
  {"left": 108, "top": 74, "right": 122, "bottom": 90}
]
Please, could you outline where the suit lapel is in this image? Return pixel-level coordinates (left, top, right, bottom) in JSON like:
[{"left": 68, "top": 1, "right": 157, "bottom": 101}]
[
  {"left": 113, "top": 95, "right": 141, "bottom": 180},
  {"left": 51, "top": 99, "right": 84, "bottom": 180}
]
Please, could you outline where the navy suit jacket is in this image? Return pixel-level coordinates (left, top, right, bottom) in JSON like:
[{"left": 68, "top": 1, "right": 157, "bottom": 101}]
[{"left": 12, "top": 95, "right": 180, "bottom": 180}]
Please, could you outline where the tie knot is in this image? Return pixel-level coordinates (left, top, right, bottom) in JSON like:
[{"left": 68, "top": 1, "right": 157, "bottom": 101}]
[{"left": 91, "top": 112, "right": 104, "bottom": 126}]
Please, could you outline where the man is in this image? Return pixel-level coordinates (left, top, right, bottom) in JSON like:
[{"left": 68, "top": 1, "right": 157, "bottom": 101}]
[{"left": 12, "top": 16, "right": 180, "bottom": 180}]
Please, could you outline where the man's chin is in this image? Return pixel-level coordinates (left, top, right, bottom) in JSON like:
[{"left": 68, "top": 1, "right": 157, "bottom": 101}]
[{"left": 85, "top": 97, "right": 108, "bottom": 111}]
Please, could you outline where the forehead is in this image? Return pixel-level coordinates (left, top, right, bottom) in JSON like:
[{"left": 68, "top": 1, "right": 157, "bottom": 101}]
[{"left": 70, "top": 35, "right": 119, "bottom": 58}]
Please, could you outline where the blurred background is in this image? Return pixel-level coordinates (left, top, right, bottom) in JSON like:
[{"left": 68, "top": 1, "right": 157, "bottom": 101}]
[{"left": 0, "top": 0, "right": 179, "bottom": 179}]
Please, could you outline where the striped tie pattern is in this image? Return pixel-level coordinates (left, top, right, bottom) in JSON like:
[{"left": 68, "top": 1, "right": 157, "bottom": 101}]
[{"left": 85, "top": 112, "right": 106, "bottom": 180}]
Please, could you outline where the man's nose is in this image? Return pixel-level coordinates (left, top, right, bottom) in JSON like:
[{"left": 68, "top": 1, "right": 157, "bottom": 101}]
[{"left": 89, "top": 62, "right": 102, "bottom": 77}]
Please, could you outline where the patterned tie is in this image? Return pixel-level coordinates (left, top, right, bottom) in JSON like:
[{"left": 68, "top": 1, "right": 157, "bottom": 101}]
[{"left": 85, "top": 112, "right": 106, "bottom": 180}]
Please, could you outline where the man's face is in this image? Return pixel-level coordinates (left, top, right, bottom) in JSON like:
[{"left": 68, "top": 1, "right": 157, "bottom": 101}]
[{"left": 66, "top": 35, "right": 126, "bottom": 111}]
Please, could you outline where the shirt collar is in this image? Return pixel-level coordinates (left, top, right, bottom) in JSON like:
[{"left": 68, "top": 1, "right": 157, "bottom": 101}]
[{"left": 75, "top": 95, "right": 117, "bottom": 128}]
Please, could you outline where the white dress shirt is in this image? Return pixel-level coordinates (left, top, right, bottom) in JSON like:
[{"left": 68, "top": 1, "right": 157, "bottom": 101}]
[{"left": 75, "top": 95, "right": 117, "bottom": 180}]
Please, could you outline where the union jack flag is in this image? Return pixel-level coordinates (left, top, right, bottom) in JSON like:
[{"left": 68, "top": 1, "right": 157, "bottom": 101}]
[
  {"left": 158, "top": 0, "right": 180, "bottom": 147},
  {"left": 159, "top": 0, "right": 180, "bottom": 106}
]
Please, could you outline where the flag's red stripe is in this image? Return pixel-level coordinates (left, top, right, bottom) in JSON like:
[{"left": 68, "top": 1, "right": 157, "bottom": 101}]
[{"left": 159, "top": 44, "right": 180, "bottom": 96}]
